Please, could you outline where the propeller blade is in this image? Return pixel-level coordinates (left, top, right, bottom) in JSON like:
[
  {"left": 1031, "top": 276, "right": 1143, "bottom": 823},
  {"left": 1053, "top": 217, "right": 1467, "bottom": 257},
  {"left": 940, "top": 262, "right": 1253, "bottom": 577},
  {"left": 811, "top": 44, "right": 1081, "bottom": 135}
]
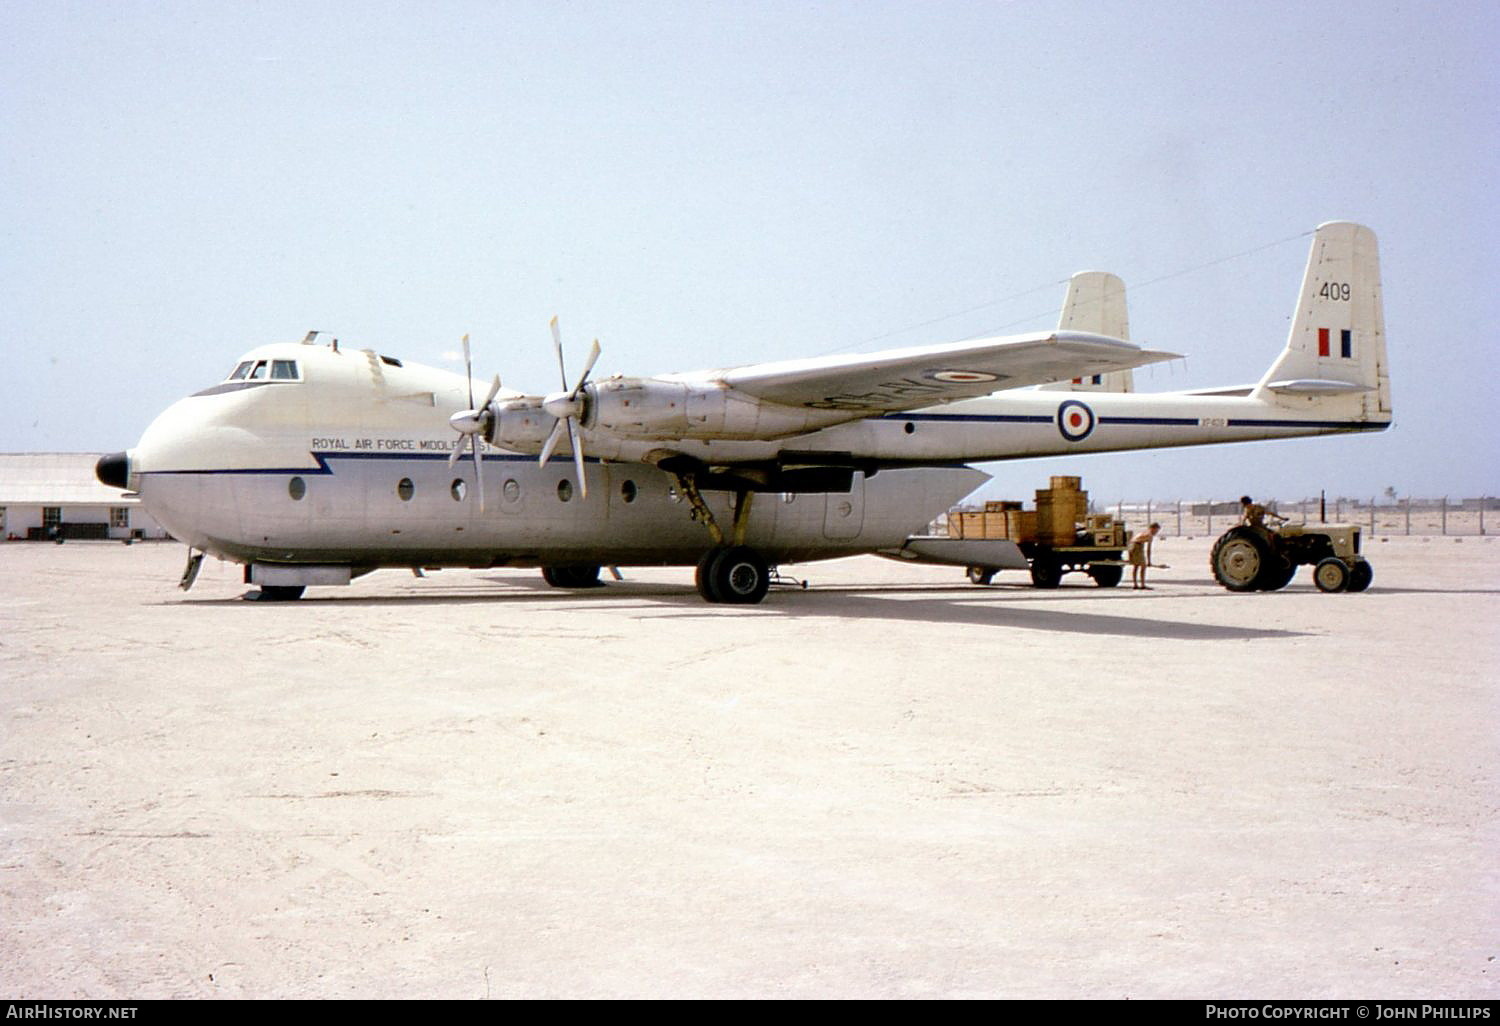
[
  {"left": 549, "top": 315, "right": 568, "bottom": 390},
  {"left": 538, "top": 417, "right": 566, "bottom": 468},
  {"left": 448, "top": 438, "right": 465, "bottom": 467},
  {"left": 461, "top": 333, "right": 474, "bottom": 410},
  {"left": 481, "top": 373, "right": 502, "bottom": 410},
  {"left": 572, "top": 338, "right": 601, "bottom": 398},
  {"left": 568, "top": 419, "right": 588, "bottom": 500},
  {"left": 473, "top": 435, "right": 486, "bottom": 513}
]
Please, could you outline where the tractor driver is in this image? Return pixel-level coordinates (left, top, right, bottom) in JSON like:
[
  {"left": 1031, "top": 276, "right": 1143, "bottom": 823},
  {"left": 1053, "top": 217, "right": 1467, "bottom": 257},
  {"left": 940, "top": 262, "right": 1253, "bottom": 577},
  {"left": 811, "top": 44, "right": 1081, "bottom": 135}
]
[{"left": 1239, "top": 495, "right": 1288, "bottom": 530}]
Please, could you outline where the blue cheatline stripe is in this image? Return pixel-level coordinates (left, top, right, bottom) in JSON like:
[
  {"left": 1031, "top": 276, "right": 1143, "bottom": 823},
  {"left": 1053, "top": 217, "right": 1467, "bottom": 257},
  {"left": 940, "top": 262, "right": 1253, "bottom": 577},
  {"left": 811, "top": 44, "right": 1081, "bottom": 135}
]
[
  {"left": 142, "top": 449, "right": 588, "bottom": 476},
  {"left": 887, "top": 411, "right": 1381, "bottom": 431},
  {"left": 1226, "top": 418, "right": 1386, "bottom": 430},
  {"left": 884, "top": 412, "right": 1053, "bottom": 424},
  {"left": 1099, "top": 416, "right": 1199, "bottom": 426}
]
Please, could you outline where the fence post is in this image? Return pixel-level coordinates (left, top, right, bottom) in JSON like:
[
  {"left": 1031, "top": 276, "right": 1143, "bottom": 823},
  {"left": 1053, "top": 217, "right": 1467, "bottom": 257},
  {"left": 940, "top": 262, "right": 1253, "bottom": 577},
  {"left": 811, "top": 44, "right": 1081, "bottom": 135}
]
[
  {"left": 1370, "top": 497, "right": 1376, "bottom": 536},
  {"left": 1207, "top": 500, "right": 1213, "bottom": 536},
  {"left": 1441, "top": 496, "right": 1447, "bottom": 535},
  {"left": 1176, "top": 500, "right": 1182, "bottom": 536},
  {"left": 1404, "top": 497, "right": 1411, "bottom": 535}
]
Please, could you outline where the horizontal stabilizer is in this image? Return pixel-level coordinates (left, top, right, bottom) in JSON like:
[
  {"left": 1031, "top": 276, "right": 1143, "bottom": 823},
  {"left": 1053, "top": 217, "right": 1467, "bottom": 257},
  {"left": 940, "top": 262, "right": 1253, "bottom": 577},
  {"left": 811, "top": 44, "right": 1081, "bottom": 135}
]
[{"left": 1264, "top": 378, "right": 1374, "bottom": 396}]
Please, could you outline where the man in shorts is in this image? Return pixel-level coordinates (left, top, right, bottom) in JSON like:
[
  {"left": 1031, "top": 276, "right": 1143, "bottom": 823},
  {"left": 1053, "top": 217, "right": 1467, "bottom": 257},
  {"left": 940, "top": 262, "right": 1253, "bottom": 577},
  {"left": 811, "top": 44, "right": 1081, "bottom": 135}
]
[{"left": 1129, "top": 522, "right": 1161, "bottom": 590}]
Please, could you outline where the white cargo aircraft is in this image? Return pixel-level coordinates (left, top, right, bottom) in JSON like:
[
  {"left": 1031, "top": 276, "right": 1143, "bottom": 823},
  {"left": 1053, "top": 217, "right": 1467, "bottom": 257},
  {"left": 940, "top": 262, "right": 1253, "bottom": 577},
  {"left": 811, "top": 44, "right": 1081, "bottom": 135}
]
[{"left": 97, "top": 221, "right": 1390, "bottom": 603}]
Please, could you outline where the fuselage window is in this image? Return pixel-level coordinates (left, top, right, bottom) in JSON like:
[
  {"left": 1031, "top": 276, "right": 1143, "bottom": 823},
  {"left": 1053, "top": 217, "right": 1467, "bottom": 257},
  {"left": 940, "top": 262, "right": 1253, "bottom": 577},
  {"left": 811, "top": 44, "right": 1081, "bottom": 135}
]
[
  {"left": 503, "top": 479, "right": 520, "bottom": 502},
  {"left": 288, "top": 476, "right": 306, "bottom": 501},
  {"left": 397, "top": 478, "right": 415, "bottom": 501},
  {"left": 271, "top": 360, "right": 300, "bottom": 380},
  {"left": 620, "top": 480, "right": 637, "bottom": 503},
  {"left": 247, "top": 360, "right": 268, "bottom": 380},
  {"left": 450, "top": 479, "right": 467, "bottom": 502},
  {"left": 228, "top": 361, "right": 254, "bottom": 381},
  {"left": 557, "top": 479, "right": 573, "bottom": 503}
]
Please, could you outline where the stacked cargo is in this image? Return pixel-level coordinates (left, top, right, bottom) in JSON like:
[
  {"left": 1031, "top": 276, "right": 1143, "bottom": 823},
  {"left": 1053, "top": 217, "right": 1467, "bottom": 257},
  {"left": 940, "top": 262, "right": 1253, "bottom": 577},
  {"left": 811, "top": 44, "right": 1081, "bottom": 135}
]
[
  {"left": 1034, "top": 476, "right": 1088, "bottom": 545},
  {"left": 949, "top": 480, "right": 1093, "bottom": 543}
]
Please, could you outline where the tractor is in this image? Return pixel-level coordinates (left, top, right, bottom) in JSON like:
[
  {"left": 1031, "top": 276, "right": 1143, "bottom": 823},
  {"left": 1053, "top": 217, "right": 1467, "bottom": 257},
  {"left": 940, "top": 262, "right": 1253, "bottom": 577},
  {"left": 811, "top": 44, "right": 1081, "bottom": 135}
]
[{"left": 1210, "top": 522, "right": 1372, "bottom": 593}]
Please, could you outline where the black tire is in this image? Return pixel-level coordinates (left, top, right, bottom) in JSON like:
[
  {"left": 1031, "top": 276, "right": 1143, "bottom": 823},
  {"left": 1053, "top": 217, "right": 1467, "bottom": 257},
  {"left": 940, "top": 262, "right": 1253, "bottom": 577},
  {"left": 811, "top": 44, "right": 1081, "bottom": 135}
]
[
  {"left": 709, "top": 546, "right": 770, "bottom": 605},
  {"left": 1347, "top": 560, "right": 1373, "bottom": 593},
  {"left": 1030, "top": 555, "right": 1062, "bottom": 589},
  {"left": 967, "top": 566, "right": 995, "bottom": 586},
  {"left": 257, "top": 585, "right": 305, "bottom": 601},
  {"left": 695, "top": 550, "right": 723, "bottom": 603},
  {"left": 541, "top": 564, "right": 602, "bottom": 588},
  {"left": 1088, "top": 563, "right": 1123, "bottom": 588},
  {"left": 1211, "top": 527, "right": 1271, "bottom": 592},
  {"left": 1313, "top": 557, "right": 1350, "bottom": 593},
  {"left": 1256, "top": 556, "right": 1298, "bottom": 592}
]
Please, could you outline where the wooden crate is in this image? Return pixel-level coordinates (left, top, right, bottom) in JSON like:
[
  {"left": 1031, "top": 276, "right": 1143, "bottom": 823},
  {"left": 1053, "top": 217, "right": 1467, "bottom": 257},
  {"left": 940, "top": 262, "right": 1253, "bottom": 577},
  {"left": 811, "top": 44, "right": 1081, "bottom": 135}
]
[{"left": 1005, "top": 510, "right": 1038, "bottom": 542}]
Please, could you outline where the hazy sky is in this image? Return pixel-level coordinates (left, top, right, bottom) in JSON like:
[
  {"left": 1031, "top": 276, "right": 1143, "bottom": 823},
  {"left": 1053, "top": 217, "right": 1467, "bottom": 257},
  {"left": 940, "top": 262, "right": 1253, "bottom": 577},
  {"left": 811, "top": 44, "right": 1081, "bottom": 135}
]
[{"left": 3, "top": 1, "right": 1495, "bottom": 502}]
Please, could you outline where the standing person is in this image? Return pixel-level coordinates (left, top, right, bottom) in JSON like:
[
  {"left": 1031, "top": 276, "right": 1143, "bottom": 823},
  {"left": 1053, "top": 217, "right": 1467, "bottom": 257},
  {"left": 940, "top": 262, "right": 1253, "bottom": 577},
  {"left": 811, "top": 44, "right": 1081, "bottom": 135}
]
[
  {"left": 1239, "top": 495, "right": 1288, "bottom": 529},
  {"left": 1129, "top": 522, "right": 1161, "bottom": 590}
]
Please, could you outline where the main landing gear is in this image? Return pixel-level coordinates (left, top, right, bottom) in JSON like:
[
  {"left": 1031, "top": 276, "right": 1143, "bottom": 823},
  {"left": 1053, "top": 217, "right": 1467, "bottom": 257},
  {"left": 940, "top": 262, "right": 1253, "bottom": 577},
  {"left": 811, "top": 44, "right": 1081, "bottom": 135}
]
[
  {"left": 695, "top": 546, "right": 771, "bottom": 604},
  {"left": 676, "top": 472, "right": 773, "bottom": 605}
]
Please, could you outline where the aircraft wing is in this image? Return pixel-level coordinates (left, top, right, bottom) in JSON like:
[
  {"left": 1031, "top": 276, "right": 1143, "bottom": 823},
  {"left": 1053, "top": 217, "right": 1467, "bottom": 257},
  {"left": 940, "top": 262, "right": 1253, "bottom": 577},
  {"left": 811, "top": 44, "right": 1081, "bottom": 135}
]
[{"left": 704, "top": 330, "right": 1176, "bottom": 413}]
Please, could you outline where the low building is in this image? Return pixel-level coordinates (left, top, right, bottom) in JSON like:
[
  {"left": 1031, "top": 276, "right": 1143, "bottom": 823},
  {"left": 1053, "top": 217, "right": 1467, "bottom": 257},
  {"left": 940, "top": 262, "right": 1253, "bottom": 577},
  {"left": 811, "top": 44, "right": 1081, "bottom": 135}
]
[{"left": 0, "top": 453, "right": 170, "bottom": 542}]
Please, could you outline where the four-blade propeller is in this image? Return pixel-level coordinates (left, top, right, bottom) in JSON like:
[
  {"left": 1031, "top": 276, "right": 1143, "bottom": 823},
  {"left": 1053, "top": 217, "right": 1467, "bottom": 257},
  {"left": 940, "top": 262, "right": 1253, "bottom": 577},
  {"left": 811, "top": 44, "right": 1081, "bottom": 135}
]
[
  {"left": 538, "top": 316, "right": 600, "bottom": 499},
  {"left": 447, "top": 333, "right": 502, "bottom": 511}
]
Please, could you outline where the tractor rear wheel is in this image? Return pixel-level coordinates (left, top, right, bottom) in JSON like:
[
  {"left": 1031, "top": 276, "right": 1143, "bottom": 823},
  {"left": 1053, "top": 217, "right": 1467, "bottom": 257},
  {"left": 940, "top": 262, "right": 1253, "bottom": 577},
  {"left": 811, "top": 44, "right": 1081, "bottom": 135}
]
[{"left": 1211, "top": 528, "right": 1271, "bottom": 592}]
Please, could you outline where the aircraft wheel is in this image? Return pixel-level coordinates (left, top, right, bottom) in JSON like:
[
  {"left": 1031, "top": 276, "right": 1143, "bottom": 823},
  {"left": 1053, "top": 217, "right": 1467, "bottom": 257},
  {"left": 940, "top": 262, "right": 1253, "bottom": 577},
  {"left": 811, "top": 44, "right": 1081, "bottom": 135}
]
[
  {"left": 709, "top": 546, "right": 770, "bottom": 605},
  {"left": 1347, "top": 560, "right": 1373, "bottom": 592},
  {"left": 695, "top": 550, "right": 723, "bottom": 603},
  {"left": 1314, "top": 557, "right": 1350, "bottom": 593},
  {"left": 257, "top": 585, "right": 305, "bottom": 601},
  {"left": 967, "top": 566, "right": 995, "bottom": 586},
  {"left": 541, "top": 564, "right": 602, "bottom": 588},
  {"left": 1088, "top": 563, "right": 1123, "bottom": 588},
  {"left": 1029, "top": 555, "right": 1062, "bottom": 589},
  {"left": 1211, "top": 527, "right": 1269, "bottom": 592}
]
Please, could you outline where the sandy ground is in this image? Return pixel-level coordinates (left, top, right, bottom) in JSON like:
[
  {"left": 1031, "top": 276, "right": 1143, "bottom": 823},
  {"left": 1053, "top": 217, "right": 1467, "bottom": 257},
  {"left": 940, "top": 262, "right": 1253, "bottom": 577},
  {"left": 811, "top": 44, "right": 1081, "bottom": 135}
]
[{"left": 1, "top": 537, "right": 1496, "bottom": 999}]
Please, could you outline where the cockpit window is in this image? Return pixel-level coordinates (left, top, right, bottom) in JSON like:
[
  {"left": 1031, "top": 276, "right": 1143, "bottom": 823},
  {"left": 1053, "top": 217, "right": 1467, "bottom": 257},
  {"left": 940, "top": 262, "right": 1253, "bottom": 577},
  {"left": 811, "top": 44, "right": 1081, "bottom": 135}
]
[
  {"left": 227, "top": 361, "right": 254, "bottom": 381},
  {"left": 271, "top": 359, "right": 300, "bottom": 380},
  {"left": 247, "top": 360, "right": 268, "bottom": 380}
]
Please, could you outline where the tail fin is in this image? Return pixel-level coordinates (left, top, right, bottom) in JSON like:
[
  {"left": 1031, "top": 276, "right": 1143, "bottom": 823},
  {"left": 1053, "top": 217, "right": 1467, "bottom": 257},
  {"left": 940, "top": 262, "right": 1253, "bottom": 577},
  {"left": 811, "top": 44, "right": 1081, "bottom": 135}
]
[
  {"left": 1039, "top": 271, "right": 1135, "bottom": 392},
  {"left": 1253, "top": 221, "right": 1391, "bottom": 419}
]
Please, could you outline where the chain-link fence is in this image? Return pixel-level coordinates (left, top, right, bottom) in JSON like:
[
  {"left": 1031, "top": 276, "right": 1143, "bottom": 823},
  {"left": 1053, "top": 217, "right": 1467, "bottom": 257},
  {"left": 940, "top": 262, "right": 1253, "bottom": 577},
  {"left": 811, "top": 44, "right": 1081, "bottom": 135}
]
[{"left": 1090, "top": 497, "right": 1499, "bottom": 537}]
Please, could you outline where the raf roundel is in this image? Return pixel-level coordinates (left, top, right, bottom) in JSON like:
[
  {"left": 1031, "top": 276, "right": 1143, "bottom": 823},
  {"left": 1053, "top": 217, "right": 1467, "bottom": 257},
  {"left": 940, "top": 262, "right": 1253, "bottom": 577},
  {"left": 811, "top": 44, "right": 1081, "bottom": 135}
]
[
  {"left": 926, "top": 369, "right": 1000, "bottom": 384},
  {"left": 1057, "top": 399, "right": 1096, "bottom": 442}
]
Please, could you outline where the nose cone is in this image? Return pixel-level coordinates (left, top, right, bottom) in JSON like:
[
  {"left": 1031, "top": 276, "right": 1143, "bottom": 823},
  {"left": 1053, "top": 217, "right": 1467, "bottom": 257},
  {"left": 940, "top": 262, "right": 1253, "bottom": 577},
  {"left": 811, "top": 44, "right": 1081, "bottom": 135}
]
[{"left": 96, "top": 451, "right": 131, "bottom": 490}]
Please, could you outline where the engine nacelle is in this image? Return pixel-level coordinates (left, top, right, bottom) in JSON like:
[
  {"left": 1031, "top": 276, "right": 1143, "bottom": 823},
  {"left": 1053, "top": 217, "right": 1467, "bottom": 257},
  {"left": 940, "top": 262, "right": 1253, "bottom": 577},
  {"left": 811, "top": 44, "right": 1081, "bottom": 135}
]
[
  {"left": 490, "top": 398, "right": 552, "bottom": 452},
  {"left": 590, "top": 377, "right": 823, "bottom": 440}
]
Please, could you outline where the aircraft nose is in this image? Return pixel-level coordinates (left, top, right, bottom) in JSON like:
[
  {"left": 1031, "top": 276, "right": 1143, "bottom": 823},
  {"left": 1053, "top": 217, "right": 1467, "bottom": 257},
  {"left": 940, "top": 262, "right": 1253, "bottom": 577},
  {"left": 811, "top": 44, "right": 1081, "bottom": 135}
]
[{"left": 96, "top": 451, "right": 130, "bottom": 490}]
